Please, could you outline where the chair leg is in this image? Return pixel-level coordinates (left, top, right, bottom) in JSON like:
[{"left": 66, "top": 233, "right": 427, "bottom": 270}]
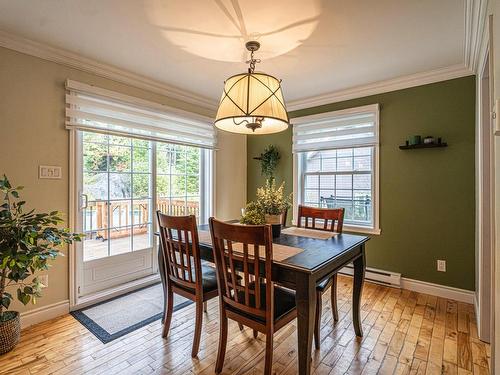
[
  {"left": 215, "top": 313, "right": 228, "bottom": 373},
  {"left": 314, "top": 291, "right": 322, "bottom": 350},
  {"left": 162, "top": 283, "right": 174, "bottom": 338},
  {"left": 203, "top": 301, "right": 208, "bottom": 313},
  {"left": 191, "top": 298, "right": 204, "bottom": 357},
  {"left": 253, "top": 329, "right": 258, "bottom": 338},
  {"left": 263, "top": 330, "right": 274, "bottom": 375},
  {"left": 331, "top": 274, "right": 339, "bottom": 322}
]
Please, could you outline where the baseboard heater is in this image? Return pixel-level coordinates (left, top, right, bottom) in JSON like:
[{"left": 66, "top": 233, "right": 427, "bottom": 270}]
[{"left": 338, "top": 264, "right": 401, "bottom": 288}]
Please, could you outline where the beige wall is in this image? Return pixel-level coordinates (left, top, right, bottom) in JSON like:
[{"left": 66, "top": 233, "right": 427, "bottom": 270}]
[
  {"left": 0, "top": 46, "right": 246, "bottom": 313},
  {"left": 215, "top": 132, "right": 247, "bottom": 221}
]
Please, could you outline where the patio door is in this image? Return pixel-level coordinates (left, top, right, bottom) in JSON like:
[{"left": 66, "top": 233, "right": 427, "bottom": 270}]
[{"left": 75, "top": 131, "right": 156, "bottom": 297}]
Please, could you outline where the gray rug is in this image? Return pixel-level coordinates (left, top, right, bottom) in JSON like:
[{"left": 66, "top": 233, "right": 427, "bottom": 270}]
[{"left": 71, "top": 283, "right": 191, "bottom": 343}]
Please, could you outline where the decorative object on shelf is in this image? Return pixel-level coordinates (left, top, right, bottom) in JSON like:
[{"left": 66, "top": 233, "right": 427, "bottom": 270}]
[
  {"left": 399, "top": 140, "right": 447, "bottom": 150},
  {"left": 408, "top": 135, "right": 422, "bottom": 145},
  {"left": 240, "top": 180, "right": 292, "bottom": 237},
  {"left": 423, "top": 136, "right": 435, "bottom": 144},
  {"left": 253, "top": 145, "right": 280, "bottom": 181},
  {"left": 0, "top": 175, "right": 82, "bottom": 354},
  {"left": 214, "top": 41, "right": 289, "bottom": 135}
]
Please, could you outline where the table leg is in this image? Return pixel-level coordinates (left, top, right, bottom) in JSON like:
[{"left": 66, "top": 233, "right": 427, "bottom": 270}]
[
  {"left": 158, "top": 244, "right": 167, "bottom": 322},
  {"left": 295, "top": 273, "right": 316, "bottom": 375},
  {"left": 352, "top": 244, "right": 366, "bottom": 337}
]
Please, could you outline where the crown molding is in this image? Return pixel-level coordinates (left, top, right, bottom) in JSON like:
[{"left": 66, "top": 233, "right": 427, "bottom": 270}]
[
  {"left": 287, "top": 64, "right": 474, "bottom": 111},
  {"left": 464, "top": 0, "right": 489, "bottom": 73},
  {"left": 0, "top": 29, "right": 218, "bottom": 112}
]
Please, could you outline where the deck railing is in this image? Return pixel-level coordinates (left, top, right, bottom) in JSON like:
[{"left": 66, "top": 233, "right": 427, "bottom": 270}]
[{"left": 84, "top": 197, "right": 199, "bottom": 240}]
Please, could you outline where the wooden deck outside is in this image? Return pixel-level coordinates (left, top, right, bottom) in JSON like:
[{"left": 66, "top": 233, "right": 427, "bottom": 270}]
[{"left": 83, "top": 233, "right": 151, "bottom": 261}]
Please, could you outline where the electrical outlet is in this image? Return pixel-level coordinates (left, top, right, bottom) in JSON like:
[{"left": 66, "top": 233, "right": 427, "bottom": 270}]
[
  {"left": 437, "top": 260, "right": 446, "bottom": 272},
  {"left": 39, "top": 274, "right": 49, "bottom": 288}
]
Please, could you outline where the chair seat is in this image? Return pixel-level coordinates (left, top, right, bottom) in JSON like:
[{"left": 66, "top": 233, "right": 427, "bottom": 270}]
[
  {"left": 200, "top": 264, "right": 219, "bottom": 292},
  {"left": 233, "top": 283, "right": 296, "bottom": 322},
  {"left": 316, "top": 276, "right": 333, "bottom": 292},
  {"left": 175, "top": 263, "right": 241, "bottom": 293}
]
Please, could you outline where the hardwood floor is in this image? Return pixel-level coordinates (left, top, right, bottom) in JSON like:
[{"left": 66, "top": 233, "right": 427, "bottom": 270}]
[{"left": 0, "top": 276, "right": 490, "bottom": 375}]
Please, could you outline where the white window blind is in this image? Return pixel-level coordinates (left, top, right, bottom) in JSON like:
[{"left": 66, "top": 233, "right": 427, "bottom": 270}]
[
  {"left": 65, "top": 80, "right": 217, "bottom": 149},
  {"left": 292, "top": 104, "right": 379, "bottom": 152}
]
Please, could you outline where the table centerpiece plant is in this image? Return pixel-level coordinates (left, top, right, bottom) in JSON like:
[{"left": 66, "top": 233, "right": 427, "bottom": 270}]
[
  {"left": 0, "top": 175, "right": 82, "bottom": 354},
  {"left": 240, "top": 179, "right": 292, "bottom": 237}
]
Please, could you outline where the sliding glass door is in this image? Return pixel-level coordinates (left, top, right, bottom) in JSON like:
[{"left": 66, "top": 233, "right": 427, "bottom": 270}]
[{"left": 75, "top": 131, "right": 212, "bottom": 298}]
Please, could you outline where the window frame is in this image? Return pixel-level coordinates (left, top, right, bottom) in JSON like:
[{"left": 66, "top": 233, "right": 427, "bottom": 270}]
[{"left": 292, "top": 105, "right": 381, "bottom": 235}]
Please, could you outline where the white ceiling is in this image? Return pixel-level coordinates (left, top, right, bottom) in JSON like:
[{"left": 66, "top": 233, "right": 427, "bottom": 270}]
[{"left": 0, "top": 0, "right": 467, "bottom": 107}]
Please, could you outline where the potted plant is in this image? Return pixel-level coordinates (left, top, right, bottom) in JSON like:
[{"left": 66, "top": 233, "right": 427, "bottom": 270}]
[
  {"left": 0, "top": 175, "right": 82, "bottom": 354},
  {"left": 241, "top": 180, "right": 292, "bottom": 237},
  {"left": 256, "top": 145, "right": 280, "bottom": 181}
]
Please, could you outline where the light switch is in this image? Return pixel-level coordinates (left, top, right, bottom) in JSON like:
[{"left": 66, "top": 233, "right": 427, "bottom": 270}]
[{"left": 39, "top": 165, "right": 62, "bottom": 179}]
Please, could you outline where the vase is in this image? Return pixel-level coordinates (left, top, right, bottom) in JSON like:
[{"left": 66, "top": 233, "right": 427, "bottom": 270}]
[
  {"left": 265, "top": 214, "right": 282, "bottom": 238},
  {"left": 0, "top": 311, "right": 20, "bottom": 354}
]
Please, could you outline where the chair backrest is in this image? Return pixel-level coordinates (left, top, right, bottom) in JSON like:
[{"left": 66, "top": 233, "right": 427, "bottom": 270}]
[
  {"left": 297, "top": 205, "right": 345, "bottom": 233},
  {"left": 209, "top": 218, "right": 274, "bottom": 322},
  {"left": 281, "top": 207, "right": 288, "bottom": 227},
  {"left": 157, "top": 211, "right": 202, "bottom": 292}
]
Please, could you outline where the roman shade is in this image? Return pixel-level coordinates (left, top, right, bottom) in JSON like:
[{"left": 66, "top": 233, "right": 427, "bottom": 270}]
[
  {"left": 65, "top": 80, "right": 217, "bottom": 149},
  {"left": 292, "top": 104, "right": 379, "bottom": 152}
]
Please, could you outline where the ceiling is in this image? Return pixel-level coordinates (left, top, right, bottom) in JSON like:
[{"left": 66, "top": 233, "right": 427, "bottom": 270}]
[{"left": 0, "top": 0, "right": 468, "bottom": 108}]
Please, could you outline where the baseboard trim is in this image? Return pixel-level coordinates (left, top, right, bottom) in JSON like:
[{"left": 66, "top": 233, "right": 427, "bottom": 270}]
[
  {"left": 400, "top": 278, "right": 475, "bottom": 304},
  {"left": 20, "top": 300, "right": 70, "bottom": 329}
]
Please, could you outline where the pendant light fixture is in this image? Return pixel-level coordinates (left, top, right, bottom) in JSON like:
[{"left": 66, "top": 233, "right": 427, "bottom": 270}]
[{"left": 214, "top": 41, "right": 289, "bottom": 135}]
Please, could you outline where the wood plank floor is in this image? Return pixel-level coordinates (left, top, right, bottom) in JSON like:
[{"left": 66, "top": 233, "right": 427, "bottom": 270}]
[{"left": 0, "top": 276, "right": 490, "bottom": 375}]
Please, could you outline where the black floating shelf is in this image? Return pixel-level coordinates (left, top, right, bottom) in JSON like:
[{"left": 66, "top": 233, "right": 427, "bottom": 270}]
[{"left": 399, "top": 143, "right": 448, "bottom": 150}]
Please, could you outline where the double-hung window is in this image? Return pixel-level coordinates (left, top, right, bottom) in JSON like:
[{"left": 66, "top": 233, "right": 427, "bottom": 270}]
[{"left": 293, "top": 104, "right": 380, "bottom": 234}]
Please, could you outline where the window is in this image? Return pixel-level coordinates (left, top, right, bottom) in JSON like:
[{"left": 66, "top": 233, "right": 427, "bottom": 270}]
[
  {"left": 81, "top": 133, "right": 212, "bottom": 261},
  {"left": 69, "top": 80, "right": 216, "bottom": 262},
  {"left": 82, "top": 132, "right": 153, "bottom": 260},
  {"left": 293, "top": 104, "right": 380, "bottom": 234},
  {"left": 157, "top": 143, "right": 211, "bottom": 223}
]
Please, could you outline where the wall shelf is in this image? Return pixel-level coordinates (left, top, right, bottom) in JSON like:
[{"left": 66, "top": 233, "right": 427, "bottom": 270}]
[{"left": 399, "top": 143, "right": 448, "bottom": 150}]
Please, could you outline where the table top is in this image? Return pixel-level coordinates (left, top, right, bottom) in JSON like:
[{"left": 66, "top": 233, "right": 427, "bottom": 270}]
[
  {"left": 197, "top": 224, "right": 370, "bottom": 274},
  {"left": 156, "top": 224, "right": 369, "bottom": 274}
]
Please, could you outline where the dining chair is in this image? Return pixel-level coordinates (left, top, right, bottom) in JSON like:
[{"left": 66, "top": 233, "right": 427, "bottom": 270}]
[
  {"left": 281, "top": 207, "right": 288, "bottom": 227},
  {"left": 156, "top": 211, "right": 219, "bottom": 358},
  {"left": 209, "top": 218, "right": 297, "bottom": 375},
  {"left": 297, "top": 204, "right": 345, "bottom": 349}
]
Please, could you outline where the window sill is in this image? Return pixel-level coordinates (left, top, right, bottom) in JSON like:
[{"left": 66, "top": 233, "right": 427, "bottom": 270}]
[{"left": 343, "top": 225, "right": 381, "bottom": 235}]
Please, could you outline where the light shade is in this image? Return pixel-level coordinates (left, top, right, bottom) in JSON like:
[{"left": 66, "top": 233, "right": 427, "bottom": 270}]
[{"left": 214, "top": 72, "right": 289, "bottom": 135}]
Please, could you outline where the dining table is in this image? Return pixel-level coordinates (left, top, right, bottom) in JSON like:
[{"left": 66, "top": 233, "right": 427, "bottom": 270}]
[{"left": 156, "top": 224, "right": 370, "bottom": 375}]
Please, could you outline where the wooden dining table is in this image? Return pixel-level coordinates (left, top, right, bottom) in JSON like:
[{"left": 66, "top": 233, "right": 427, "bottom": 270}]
[{"left": 157, "top": 225, "right": 369, "bottom": 375}]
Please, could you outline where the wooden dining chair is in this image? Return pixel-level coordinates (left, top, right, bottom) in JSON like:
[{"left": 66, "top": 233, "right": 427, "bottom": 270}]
[
  {"left": 297, "top": 204, "right": 345, "bottom": 349},
  {"left": 156, "top": 212, "right": 219, "bottom": 358},
  {"left": 281, "top": 207, "right": 288, "bottom": 228},
  {"left": 209, "top": 218, "right": 297, "bottom": 375}
]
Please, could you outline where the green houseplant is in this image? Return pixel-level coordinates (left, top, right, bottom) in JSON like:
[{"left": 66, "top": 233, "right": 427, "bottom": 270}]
[
  {"left": 241, "top": 180, "right": 292, "bottom": 237},
  {"left": 0, "top": 175, "right": 82, "bottom": 354},
  {"left": 258, "top": 145, "right": 280, "bottom": 181}
]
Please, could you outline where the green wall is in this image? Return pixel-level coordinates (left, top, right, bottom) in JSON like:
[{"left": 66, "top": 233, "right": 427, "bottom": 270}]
[{"left": 247, "top": 76, "right": 476, "bottom": 290}]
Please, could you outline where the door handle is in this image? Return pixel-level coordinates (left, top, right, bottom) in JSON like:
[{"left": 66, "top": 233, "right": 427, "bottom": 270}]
[{"left": 80, "top": 193, "right": 88, "bottom": 210}]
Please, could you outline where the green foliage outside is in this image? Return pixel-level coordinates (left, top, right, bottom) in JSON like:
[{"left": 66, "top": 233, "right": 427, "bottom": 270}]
[{"left": 82, "top": 133, "right": 201, "bottom": 201}]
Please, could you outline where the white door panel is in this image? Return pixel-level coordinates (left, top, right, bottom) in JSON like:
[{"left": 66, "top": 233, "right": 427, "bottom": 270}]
[{"left": 82, "top": 248, "right": 154, "bottom": 296}]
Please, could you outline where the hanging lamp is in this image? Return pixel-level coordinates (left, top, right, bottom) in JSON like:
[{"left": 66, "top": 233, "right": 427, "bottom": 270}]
[{"left": 214, "top": 41, "right": 289, "bottom": 135}]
